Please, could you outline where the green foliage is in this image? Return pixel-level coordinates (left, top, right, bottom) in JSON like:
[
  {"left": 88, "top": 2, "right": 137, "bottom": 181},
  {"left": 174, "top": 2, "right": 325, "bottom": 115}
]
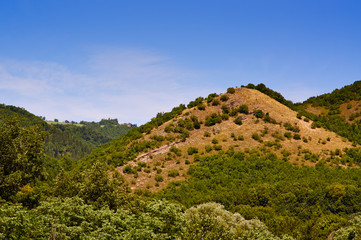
[
  {"left": 197, "top": 103, "right": 206, "bottom": 110},
  {"left": 207, "top": 93, "right": 219, "bottom": 103},
  {"left": 168, "top": 170, "right": 180, "bottom": 177},
  {"left": 333, "top": 214, "right": 361, "bottom": 239},
  {"left": 227, "top": 87, "right": 236, "bottom": 94},
  {"left": 54, "top": 162, "right": 129, "bottom": 209},
  {"left": 221, "top": 105, "right": 230, "bottom": 114},
  {"left": 170, "top": 146, "right": 182, "bottom": 156},
  {"left": 205, "top": 145, "right": 213, "bottom": 153},
  {"left": 245, "top": 83, "right": 294, "bottom": 108},
  {"left": 212, "top": 99, "right": 220, "bottom": 106},
  {"left": 187, "top": 147, "right": 199, "bottom": 155},
  {"left": 304, "top": 81, "right": 361, "bottom": 107},
  {"left": 293, "top": 133, "right": 301, "bottom": 140},
  {"left": 238, "top": 104, "right": 249, "bottom": 114},
  {"left": 123, "top": 164, "right": 135, "bottom": 174},
  {"left": 284, "top": 132, "right": 292, "bottom": 139},
  {"left": 234, "top": 116, "right": 243, "bottom": 125},
  {"left": 155, "top": 174, "right": 164, "bottom": 182},
  {"left": 220, "top": 94, "right": 229, "bottom": 102},
  {"left": 254, "top": 109, "right": 264, "bottom": 118},
  {"left": 213, "top": 145, "right": 222, "bottom": 151},
  {"left": 160, "top": 151, "right": 361, "bottom": 239},
  {"left": 283, "top": 122, "right": 300, "bottom": 132},
  {"left": 187, "top": 97, "right": 204, "bottom": 109},
  {"left": 295, "top": 81, "right": 361, "bottom": 146},
  {"left": 204, "top": 131, "right": 211, "bottom": 137},
  {"left": 0, "top": 198, "right": 186, "bottom": 240},
  {"left": 221, "top": 113, "right": 229, "bottom": 120},
  {"left": 252, "top": 133, "right": 262, "bottom": 142},
  {"left": 183, "top": 202, "right": 282, "bottom": 240},
  {"left": 264, "top": 113, "right": 277, "bottom": 124},
  {"left": 229, "top": 108, "right": 239, "bottom": 117},
  {"left": 205, "top": 113, "right": 222, "bottom": 126},
  {"left": 0, "top": 120, "right": 46, "bottom": 201}
]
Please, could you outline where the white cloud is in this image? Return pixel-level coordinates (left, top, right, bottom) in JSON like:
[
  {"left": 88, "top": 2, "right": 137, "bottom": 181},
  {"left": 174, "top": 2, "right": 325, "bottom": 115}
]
[{"left": 0, "top": 50, "right": 213, "bottom": 125}]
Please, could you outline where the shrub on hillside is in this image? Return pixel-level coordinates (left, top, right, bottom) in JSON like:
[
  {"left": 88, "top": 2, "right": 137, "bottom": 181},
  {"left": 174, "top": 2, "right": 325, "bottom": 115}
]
[
  {"left": 253, "top": 109, "right": 264, "bottom": 118},
  {"left": 234, "top": 116, "right": 243, "bottom": 125},
  {"left": 227, "top": 87, "right": 236, "bottom": 94},
  {"left": 168, "top": 170, "right": 180, "bottom": 177},
  {"left": 221, "top": 105, "right": 230, "bottom": 114},
  {"left": 205, "top": 145, "right": 213, "bottom": 153},
  {"left": 212, "top": 99, "right": 220, "bottom": 106},
  {"left": 238, "top": 104, "right": 249, "bottom": 114},
  {"left": 205, "top": 113, "right": 222, "bottom": 126},
  {"left": 220, "top": 95, "right": 229, "bottom": 102},
  {"left": 187, "top": 147, "right": 199, "bottom": 155},
  {"left": 155, "top": 174, "right": 164, "bottom": 182}
]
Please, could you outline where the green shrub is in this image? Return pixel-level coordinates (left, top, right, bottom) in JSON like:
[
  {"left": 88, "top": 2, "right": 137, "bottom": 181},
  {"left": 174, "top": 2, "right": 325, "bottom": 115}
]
[
  {"left": 187, "top": 147, "right": 199, "bottom": 155},
  {"left": 207, "top": 93, "right": 218, "bottom": 103},
  {"left": 212, "top": 99, "right": 220, "bottom": 106},
  {"left": 197, "top": 104, "right": 206, "bottom": 110},
  {"left": 221, "top": 114, "right": 229, "bottom": 120},
  {"left": 234, "top": 116, "right": 243, "bottom": 125},
  {"left": 212, "top": 138, "right": 219, "bottom": 144},
  {"left": 213, "top": 145, "right": 222, "bottom": 151},
  {"left": 205, "top": 145, "right": 213, "bottom": 152},
  {"left": 221, "top": 105, "right": 230, "bottom": 114},
  {"left": 238, "top": 104, "right": 249, "bottom": 114},
  {"left": 253, "top": 109, "right": 264, "bottom": 118},
  {"left": 205, "top": 113, "right": 222, "bottom": 126},
  {"left": 193, "top": 121, "right": 201, "bottom": 129},
  {"left": 220, "top": 94, "right": 229, "bottom": 102},
  {"left": 168, "top": 170, "right": 180, "bottom": 177},
  {"left": 293, "top": 133, "right": 301, "bottom": 140},
  {"left": 252, "top": 133, "right": 262, "bottom": 142},
  {"left": 229, "top": 108, "right": 239, "bottom": 116},
  {"left": 284, "top": 132, "right": 292, "bottom": 139},
  {"left": 238, "top": 135, "right": 244, "bottom": 141},
  {"left": 123, "top": 165, "right": 134, "bottom": 174},
  {"left": 170, "top": 146, "right": 182, "bottom": 156},
  {"left": 227, "top": 87, "right": 236, "bottom": 94},
  {"left": 155, "top": 174, "right": 164, "bottom": 182},
  {"left": 284, "top": 122, "right": 300, "bottom": 132}
]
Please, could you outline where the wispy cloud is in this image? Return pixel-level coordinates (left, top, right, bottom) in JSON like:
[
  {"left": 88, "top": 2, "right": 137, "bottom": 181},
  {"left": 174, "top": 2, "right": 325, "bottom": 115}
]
[{"left": 0, "top": 49, "right": 213, "bottom": 124}]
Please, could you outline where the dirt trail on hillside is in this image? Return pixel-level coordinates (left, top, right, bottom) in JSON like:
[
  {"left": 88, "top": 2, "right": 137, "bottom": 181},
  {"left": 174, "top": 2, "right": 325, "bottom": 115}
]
[{"left": 130, "top": 140, "right": 182, "bottom": 165}]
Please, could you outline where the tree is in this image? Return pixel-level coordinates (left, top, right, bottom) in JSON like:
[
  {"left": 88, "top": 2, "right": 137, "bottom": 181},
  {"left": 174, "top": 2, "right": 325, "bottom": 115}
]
[
  {"left": 0, "top": 120, "right": 46, "bottom": 201},
  {"left": 183, "top": 202, "right": 279, "bottom": 240}
]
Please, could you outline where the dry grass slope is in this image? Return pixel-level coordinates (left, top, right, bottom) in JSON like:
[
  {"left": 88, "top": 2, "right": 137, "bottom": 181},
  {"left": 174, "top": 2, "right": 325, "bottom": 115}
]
[{"left": 116, "top": 88, "right": 357, "bottom": 191}]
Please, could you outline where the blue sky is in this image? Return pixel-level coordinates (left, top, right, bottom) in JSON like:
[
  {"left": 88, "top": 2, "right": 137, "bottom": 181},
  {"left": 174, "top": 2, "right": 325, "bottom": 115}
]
[{"left": 0, "top": 0, "right": 360, "bottom": 124}]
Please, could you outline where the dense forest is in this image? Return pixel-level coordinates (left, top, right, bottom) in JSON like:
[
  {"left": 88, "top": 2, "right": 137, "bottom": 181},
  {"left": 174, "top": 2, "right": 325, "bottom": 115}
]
[
  {"left": 2, "top": 82, "right": 361, "bottom": 239},
  {"left": 0, "top": 104, "right": 135, "bottom": 160}
]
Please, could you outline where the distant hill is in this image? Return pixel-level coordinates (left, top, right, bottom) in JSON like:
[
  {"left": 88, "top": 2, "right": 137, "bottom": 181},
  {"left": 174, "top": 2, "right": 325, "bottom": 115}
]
[{"left": 0, "top": 104, "right": 135, "bottom": 160}]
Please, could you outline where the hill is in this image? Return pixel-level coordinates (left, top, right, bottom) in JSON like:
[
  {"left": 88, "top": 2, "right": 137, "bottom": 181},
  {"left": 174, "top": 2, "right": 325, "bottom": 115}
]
[
  {"left": 0, "top": 104, "right": 135, "bottom": 160},
  {"left": 296, "top": 80, "right": 361, "bottom": 144},
  {"left": 4, "top": 84, "right": 361, "bottom": 239},
  {"left": 83, "top": 87, "right": 357, "bottom": 191}
]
